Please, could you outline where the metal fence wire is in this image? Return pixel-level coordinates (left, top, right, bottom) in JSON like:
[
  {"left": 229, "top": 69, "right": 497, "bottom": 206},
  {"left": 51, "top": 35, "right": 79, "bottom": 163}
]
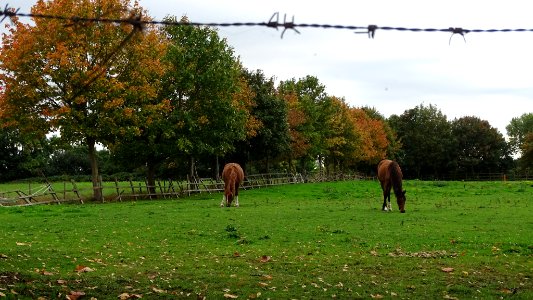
[{"left": 4, "top": 5, "right": 533, "bottom": 40}]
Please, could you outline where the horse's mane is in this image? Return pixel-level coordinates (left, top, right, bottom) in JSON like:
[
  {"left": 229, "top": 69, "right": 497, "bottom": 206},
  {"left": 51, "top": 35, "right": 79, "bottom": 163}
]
[{"left": 388, "top": 161, "right": 403, "bottom": 197}]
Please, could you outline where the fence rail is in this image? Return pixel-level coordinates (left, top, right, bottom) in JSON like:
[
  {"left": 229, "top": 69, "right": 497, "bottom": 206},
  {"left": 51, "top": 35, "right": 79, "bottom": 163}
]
[{"left": 0, "top": 171, "right": 530, "bottom": 207}]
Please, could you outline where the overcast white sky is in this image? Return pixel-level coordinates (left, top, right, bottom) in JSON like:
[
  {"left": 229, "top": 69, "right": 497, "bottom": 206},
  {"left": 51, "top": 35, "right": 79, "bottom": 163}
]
[{"left": 4, "top": 0, "right": 533, "bottom": 137}]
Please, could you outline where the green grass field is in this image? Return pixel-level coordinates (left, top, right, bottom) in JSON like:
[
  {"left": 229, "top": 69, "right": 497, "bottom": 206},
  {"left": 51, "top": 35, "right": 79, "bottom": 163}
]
[{"left": 0, "top": 180, "right": 532, "bottom": 299}]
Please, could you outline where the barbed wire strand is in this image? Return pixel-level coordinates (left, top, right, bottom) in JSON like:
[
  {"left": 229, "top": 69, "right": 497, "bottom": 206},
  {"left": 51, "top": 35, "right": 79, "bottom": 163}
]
[{"left": 3, "top": 5, "right": 533, "bottom": 40}]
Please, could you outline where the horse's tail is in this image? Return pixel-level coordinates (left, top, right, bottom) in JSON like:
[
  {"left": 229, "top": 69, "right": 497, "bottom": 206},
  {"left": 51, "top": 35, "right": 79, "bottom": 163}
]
[
  {"left": 230, "top": 170, "right": 238, "bottom": 196},
  {"left": 388, "top": 161, "right": 403, "bottom": 194}
]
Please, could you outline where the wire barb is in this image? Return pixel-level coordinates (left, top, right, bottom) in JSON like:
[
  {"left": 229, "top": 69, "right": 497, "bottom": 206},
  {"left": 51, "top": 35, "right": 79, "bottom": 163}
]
[
  {"left": 280, "top": 14, "right": 300, "bottom": 38},
  {"left": 0, "top": 4, "right": 19, "bottom": 23},
  {"left": 448, "top": 27, "right": 467, "bottom": 45},
  {"left": 266, "top": 12, "right": 300, "bottom": 38}
]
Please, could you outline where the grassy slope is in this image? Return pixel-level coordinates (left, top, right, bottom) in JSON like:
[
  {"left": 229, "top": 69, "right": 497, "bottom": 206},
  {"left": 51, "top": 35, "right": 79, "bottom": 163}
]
[{"left": 0, "top": 180, "right": 532, "bottom": 299}]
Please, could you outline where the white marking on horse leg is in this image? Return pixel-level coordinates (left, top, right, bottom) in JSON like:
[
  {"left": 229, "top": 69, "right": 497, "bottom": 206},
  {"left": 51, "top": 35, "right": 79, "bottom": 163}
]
[
  {"left": 221, "top": 195, "right": 226, "bottom": 207},
  {"left": 235, "top": 196, "right": 239, "bottom": 207}
]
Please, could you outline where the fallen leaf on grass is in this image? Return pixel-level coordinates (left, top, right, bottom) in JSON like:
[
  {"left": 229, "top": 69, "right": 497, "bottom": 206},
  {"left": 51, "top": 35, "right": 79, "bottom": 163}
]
[
  {"left": 370, "top": 294, "right": 383, "bottom": 299},
  {"left": 0, "top": 292, "right": 5, "bottom": 297},
  {"left": 0, "top": 254, "right": 8, "bottom": 259},
  {"left": 262, "top": 275, "right": 273, "bottom": 280},
  {"left": 118, "top": 292, "right": 143, "bottom": 299},
  {"left": 35, "top": 269, "right": 53, "bottom": 276},
  {"left": 15, "top": 242, "right": 30, "bottom": 246},
  {"left": 259, "top": 255, "right": 271, "bottom": 263},
  {"left": 57, "top": 279, "right": 68, "bottom": 285},
  {"left": 75, "top": 265, "right": 94, "bottom": 273},
  {"left": 66, "top": 291, "right": 85, "bottom": 300},
  {"left": 151, "top": 287, "right": 166, "bottom": 293},
  {"left": 233, "top": 252, "right": 241, "bottom": 257},
  {"left": 224, "top": 293, "right": 238, "bottom": 299},
  {"left": 441, "top": 267, "right": 454, "bottom": 273},
  {"left": 258, "top": 282, "right": 269, "bottom": 287}
]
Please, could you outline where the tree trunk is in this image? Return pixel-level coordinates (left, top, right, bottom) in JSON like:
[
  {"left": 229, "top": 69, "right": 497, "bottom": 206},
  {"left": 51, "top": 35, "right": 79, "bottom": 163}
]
[
  {"left": 215, "top": 156, "right": 220, "bottom": 180},
  {"left": 146, "top": 161, "right": 157, "bottom": 196},
  {"left": 189, "top": 156, "right": 195, "bottom": 178},
  {"left": 87, "top": 138, "right": 103, "bottom": 202}
]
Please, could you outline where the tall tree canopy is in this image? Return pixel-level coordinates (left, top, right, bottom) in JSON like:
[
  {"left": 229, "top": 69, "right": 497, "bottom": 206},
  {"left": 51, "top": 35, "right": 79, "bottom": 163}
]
[
  {"left": 232, "top": 69, "right": 289, "bottom": 173},
  {"left": 0, "top": 0, "right": 167, "bottom": 200},
  {"left": 278, "top": 76, "right": 328, "bottom": 173},
  {"left": 159, "top": 16, "right": 250, "bottom": 176},
  {"left": 389, "top": 104, "right": 452, "bottom": 179},
  {"left": 450, "top": 116, "right": 511, "bottom": 175},
  {"left": 506, "top": 112, "right": 533, "bottom": 157}
]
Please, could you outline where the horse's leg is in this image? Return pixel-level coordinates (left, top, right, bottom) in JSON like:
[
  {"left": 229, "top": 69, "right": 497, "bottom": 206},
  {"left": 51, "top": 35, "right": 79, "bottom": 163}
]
[
  {"left": 382, "top": 191, "right": 388, "bottom": 211},
  {"left": 380, "top": 182, "right": 387, "bottom": 211},
  {"left": 386, "top": 194, "right": 392, "bottom": 211},
  {"left": 234, "top": 184, "right": 240, "bottom": 207},
  {"left": 220, "top": 195, "right": 226, "bottom": 207},
  {"left": 383, "top": 184, "right": 391, "bottom": 211}
]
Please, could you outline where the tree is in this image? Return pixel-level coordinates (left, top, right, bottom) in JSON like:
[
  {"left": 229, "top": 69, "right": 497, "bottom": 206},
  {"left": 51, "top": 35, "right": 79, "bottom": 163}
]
[
  {"left": 506, "top": 113, "right": 533, "bottom": 157},
  {"left": 159, "top": 16, "right": 249, "bottom": 177},
  {"left": 277, "top": 76, "right": 328, "bottom": 174},
  {"left": 278, "top": 88, "right": 309, "bottom": 173},
  {"left": 0, "top": 0, "right": 167, "bottom": 201},
  {"left": 362, "top": 106, "right": 402, "bottom": 161},
  {"left": 348, "top": 107, "right": 389, "bottom": 168},
  {"left": 519, "top": 133, "right": 533, "bottom": 169},
  {"left": 450, "top": 116, "right": 512, "bottom": 175},
  {"left": 320, "top": 96, "right": 354, "bottom": 173},
  {"left": 233, "top": 69, "right": 289, "bottom": 173},
  {"left": 389, "top": 104, "right": 452, "bottom": 179}
]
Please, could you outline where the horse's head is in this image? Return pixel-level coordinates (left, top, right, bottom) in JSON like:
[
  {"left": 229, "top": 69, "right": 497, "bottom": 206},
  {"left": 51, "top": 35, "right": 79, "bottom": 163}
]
[
  {"left": 224, "top": 191, "right": 234, "bottom": 207},
  {"left": 397, "top": 190, "right": 406, "bottom": 213}
]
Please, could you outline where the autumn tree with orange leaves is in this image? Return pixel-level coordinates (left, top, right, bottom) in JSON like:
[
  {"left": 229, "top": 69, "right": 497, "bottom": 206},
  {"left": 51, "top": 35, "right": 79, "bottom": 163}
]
[
  {"left": 348, "top": 108, "right": 389, "bottom": 165},
  {"left": 0, "top": 0, "right": 168, "bottom": 201}
]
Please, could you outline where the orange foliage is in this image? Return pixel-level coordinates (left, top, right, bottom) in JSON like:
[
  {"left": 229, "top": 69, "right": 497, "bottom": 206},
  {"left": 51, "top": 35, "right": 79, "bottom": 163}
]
[
  {"left": 283, "top": 91, "right": 310, "bottom": 159},
  {"left": 348, "top": 108, "right": 389, "bottom": 163},
  {"left": 0, "top": 0, "right": 168, "bottom": 142},
  {"left": 232, "top": 76, "right": 262, "bottom": 138}
]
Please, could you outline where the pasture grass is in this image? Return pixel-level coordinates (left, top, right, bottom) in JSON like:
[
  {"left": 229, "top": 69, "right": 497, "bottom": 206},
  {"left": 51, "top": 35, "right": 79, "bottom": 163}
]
[{"left": 0, "top": 180, "right": 532, "bottom": 299}]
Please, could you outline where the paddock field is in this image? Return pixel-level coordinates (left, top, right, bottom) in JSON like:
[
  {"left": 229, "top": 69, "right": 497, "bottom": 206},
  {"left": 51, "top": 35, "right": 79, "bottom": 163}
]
[{"left": 0, "top": 180, "right": 532, "bottom": 299}]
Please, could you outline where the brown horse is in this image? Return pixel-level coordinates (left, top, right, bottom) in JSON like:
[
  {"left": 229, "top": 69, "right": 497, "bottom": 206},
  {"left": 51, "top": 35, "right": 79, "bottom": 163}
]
[
  {"left": 377, "top": 159, "right": 406, "bottom": 213},
  {"left": 220, "top": 163, "right": 244, "bottom": 207}
]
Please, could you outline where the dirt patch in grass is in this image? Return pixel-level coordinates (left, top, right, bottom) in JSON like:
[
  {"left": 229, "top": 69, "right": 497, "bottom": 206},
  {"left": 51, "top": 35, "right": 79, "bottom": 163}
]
[{"left": 387, "top": 248, "right": 458, "bottom": 258}]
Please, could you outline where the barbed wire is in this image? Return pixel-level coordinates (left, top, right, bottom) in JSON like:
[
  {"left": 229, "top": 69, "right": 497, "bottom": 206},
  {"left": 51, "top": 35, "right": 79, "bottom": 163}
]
[{"left": 3, "top": 4, "right": 533, "bottom": 41}]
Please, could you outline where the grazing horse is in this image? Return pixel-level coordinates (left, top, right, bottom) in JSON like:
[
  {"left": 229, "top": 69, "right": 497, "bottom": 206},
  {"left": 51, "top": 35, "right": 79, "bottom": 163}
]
[
  {"left": 377, "top": 159, "right": 406, "bottom": 213},
  {"left": 220, "top": 163, "right": 244, "bottom": 207}
]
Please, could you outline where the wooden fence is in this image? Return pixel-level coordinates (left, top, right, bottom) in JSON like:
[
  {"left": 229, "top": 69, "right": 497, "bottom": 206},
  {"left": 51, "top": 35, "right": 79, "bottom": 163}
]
[
  {"left": 1, "top": 171, "right": 528, "bottom": 207},
  {"left": 0, "top": 172, "right": 313, "bottom": 207}
]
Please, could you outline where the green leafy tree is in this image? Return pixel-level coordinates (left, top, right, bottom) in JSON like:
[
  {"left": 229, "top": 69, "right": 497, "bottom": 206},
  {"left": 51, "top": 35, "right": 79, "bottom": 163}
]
[
  {"left": 160, "top": 16, "right": 248, "bottom": 177},
  {"left": 519, "top": 133, "right": 533, "bottom": 169},
  {"left": 233, "top": 69, "right": 289, "bottom": 173},
  {"left": 506, "top": 112, "right": 533, "bottom": 157},
  {"left": 320, "top": 96, "right": 356, "bottom": 174},
  {"left": 389, "top": 104, "right": 452, "bottom": 178},
  {"left": 0, "top": 0, "right": 167, "bottom": 200},
  {"left": 278, "top": 76, "right": 328, "bottom": 174},
  {"left": 451, "top": 116, "right": 512, "bottom": 176}
]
